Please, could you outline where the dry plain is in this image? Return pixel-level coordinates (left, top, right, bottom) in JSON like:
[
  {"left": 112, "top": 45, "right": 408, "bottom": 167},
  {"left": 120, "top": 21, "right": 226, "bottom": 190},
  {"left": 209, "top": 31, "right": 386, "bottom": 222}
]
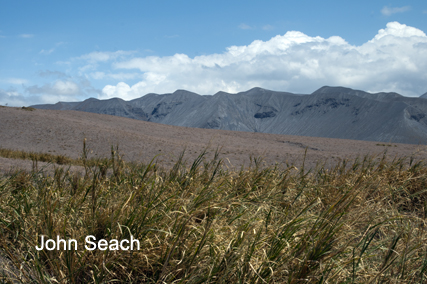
[
  {"left": 2, "top": 105, "right": 427, "bottom": 283},
  {"left": 1, "top": 106, "right": 427, "bottom": 173}
]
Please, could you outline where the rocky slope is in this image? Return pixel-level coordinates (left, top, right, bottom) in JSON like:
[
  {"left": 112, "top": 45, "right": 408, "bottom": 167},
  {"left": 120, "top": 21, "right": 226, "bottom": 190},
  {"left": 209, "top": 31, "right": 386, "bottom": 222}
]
[{"left": 32, "top": 86, "right": 427, "bottom": 144}]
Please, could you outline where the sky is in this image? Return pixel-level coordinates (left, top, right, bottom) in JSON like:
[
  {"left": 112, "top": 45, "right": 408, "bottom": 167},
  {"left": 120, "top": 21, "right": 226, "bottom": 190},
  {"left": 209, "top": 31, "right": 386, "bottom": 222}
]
[{"left": 1, "top": 0, "right": 427, "bottom": 106}]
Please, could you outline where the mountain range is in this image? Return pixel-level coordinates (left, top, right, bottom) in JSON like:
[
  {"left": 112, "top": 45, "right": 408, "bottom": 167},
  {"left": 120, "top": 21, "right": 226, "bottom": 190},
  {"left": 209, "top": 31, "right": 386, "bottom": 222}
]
[{"left": 32, "top": 86, "right": 427, "bottom": 144}]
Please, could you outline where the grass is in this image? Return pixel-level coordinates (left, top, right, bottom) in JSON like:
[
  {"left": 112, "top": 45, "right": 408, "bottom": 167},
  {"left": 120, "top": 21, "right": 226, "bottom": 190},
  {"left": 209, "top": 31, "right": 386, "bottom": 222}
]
[
  {"left": 376, "top": 143, "right": 397, "bottom": 147},
  {"left": 0, "top": 145, "right": 426, "bottom": 283},
  {"left": 21, "top": 107, "right": 36, "bottom": 111},
  {"left": 0, "top": 144, "right": 110, "bottom": 168},
  {"left": 0, "top": 148, "right": 73, "bottom": 166}
]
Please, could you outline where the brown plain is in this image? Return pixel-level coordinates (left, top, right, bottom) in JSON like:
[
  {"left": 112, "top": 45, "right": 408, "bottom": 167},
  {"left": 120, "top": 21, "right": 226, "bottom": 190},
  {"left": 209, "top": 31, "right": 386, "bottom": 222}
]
[{"left": 1, "top": 106, "right": 426, "bottom": 173}]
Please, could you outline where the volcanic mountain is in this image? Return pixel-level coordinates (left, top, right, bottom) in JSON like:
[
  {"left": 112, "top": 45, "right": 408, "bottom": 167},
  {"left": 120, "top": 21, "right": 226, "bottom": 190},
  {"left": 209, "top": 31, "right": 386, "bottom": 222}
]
[{"left": 32, "top": 86, "right": 427, "bottom": 144}]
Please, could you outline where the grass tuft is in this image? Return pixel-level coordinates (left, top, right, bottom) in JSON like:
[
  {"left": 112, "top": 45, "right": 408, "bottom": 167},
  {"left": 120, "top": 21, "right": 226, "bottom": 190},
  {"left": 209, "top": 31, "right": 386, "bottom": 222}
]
[{"left": 21, "top": 106, "right": 36, "bottom": 111}]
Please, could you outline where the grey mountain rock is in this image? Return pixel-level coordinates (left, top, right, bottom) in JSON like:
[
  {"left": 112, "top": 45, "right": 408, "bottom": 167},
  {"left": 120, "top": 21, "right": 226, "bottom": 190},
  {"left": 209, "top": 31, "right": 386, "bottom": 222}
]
[
  {"left": 33, "top": 101, "right": 81, "bottom": 110},
  {"left": 31, "top": 86, "right": 427, "bottom": 144}
]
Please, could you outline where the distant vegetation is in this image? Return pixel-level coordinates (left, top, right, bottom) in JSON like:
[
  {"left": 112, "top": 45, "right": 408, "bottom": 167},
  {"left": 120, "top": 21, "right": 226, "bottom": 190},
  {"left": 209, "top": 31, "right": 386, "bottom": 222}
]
[
  {"left": 0, "top": 145, "right": 113, "bottom": 168},
  {"left": 21, "top": 106, "right": 36, "bottom": 111},
  {"left": 0, "top": 147, "right": 73, "bottom": 166},
  {"left": 376, "top": 143, "right": 398, "bottom": 147},
  {"left": 1, "top": 146, "right": 427, "bottom": 283}
]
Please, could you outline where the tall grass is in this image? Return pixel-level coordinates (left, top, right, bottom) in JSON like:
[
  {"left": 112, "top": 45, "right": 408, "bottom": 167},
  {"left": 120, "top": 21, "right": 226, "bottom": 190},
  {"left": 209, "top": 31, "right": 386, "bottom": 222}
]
[{"left": 0, "top": 146, "right": 426, "bottom": 283}]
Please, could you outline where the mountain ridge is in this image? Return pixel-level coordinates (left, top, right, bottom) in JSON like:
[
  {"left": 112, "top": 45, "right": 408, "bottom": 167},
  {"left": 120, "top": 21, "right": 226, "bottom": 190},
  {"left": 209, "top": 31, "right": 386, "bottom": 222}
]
[{"left": 31, "top": 86, "right": 427, "bottom": 144}]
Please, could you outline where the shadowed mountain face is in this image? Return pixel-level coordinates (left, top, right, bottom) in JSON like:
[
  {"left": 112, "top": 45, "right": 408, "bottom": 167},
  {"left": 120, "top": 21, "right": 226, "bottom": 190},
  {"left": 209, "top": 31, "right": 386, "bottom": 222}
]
[{"left": 32, "top": 86, "right": 427, "bottom": 144}]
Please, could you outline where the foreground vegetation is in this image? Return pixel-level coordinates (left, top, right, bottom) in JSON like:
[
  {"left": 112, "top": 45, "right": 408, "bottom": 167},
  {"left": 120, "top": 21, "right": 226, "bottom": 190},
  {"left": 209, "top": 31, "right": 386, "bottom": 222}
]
[{"left": 0, "top": 146, "right": 427, "bottom": 283}]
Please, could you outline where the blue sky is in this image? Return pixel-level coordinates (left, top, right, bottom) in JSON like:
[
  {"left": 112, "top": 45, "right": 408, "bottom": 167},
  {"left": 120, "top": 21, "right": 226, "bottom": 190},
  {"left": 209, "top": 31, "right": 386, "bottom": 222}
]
[{"left": 1, "top": 0, "right": 427, "bottom": 106}]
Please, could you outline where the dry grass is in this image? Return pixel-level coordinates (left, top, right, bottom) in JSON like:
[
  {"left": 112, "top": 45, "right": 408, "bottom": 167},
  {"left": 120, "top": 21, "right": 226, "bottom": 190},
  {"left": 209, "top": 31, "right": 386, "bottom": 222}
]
[
  {"left": 0, "top": 148, "right": 73, "bottom": 166},
  {"left": 0, "top": 144, "right": 109, "bottom": 169},
  {"left": 0, "top": 146, "right": 427, "bottom": 283},
  {"left": 21, "top": 107, "right": 36, "bottom": 111}
]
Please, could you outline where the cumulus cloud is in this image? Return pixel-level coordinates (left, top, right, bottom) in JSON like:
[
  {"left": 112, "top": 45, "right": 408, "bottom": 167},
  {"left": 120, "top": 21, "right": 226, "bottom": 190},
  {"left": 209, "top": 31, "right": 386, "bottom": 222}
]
[
  {"left": 372, "top": 22, "right": 425, "bottom": 40},
  {"left": 381, "top": 6, "right": 411, "bottom": 16},
  {"left": 101, "top": 22, "right": 427, "bottom": 99}
]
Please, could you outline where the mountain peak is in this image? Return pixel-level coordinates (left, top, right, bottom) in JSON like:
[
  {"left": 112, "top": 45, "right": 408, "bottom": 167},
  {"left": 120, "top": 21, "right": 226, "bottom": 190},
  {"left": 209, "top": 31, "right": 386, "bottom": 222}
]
[
  {"left": 247, "top": 87, "right": 267, "bottom": 92},
  {"left": 84, "top": 97, "right": 100, "bottom": 102},
  {"left": 213, "top": 91, "right": 230, "bottom": 96},
  {"left": 312, "top": 86, "right": 403, "bottom": 101},
  {"left": 244, "top": 87, "right": 273, "bottom": 94},
  {"left": 172, "top": 89, "right": 198, "bottom": 95},
  {"left": 312, "top": 86, "right": 356, "bottom": 95}
]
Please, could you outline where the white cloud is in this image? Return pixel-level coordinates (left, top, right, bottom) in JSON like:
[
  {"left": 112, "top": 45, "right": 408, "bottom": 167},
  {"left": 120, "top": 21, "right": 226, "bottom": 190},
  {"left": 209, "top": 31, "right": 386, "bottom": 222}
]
[
  {"left": 0, "top": 88, "right": 50, "bottom": 106},
  {"left": 381, "top": 6, "right": 411, "bottom": 16},
  {"left": 239, "top": 24, "right": 274, "bottom": 31},
  {"left": 39, "top": 42, "right": 65, "bottom": 55},
  {"left": 101, "top": 22, "right": 427, "bottom": 99},
  {"left": 90, "top": 72, "right": 140, "bottom": 81},
  {"left": 25, "top": 78, "right": 101, "bottom": 103},
  {"left": 38, "top": 70, "right": 68, "bottom": 78},
  {"left": 77, "top": 50, "right": 135, "bottom": 63},
  {"left": 40, "top": 48, "right": 55, "bottom": 55},
  {"left": 19, "top": 34, "right": 34, "bottom": 38},
  {"left": 75, "top": 50, "right": 137, "bottom": 75},
  {"left": 239, "top": 23, "right": 252, "bottom": 30},
  {"left": 27, "top": 80, "right": 80, "bottom": 96},
  {"left": 371, "top": 22, "right": 426, "bottom": 40},
  {"left": 262, "top": 25, "right": 274, "bottom": 31},
  {"left": 0, "top": 89, "right": 28, "bottom": 106},
  {"left": 1, "top": 78, "right": 29, "bottom": 85}
]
